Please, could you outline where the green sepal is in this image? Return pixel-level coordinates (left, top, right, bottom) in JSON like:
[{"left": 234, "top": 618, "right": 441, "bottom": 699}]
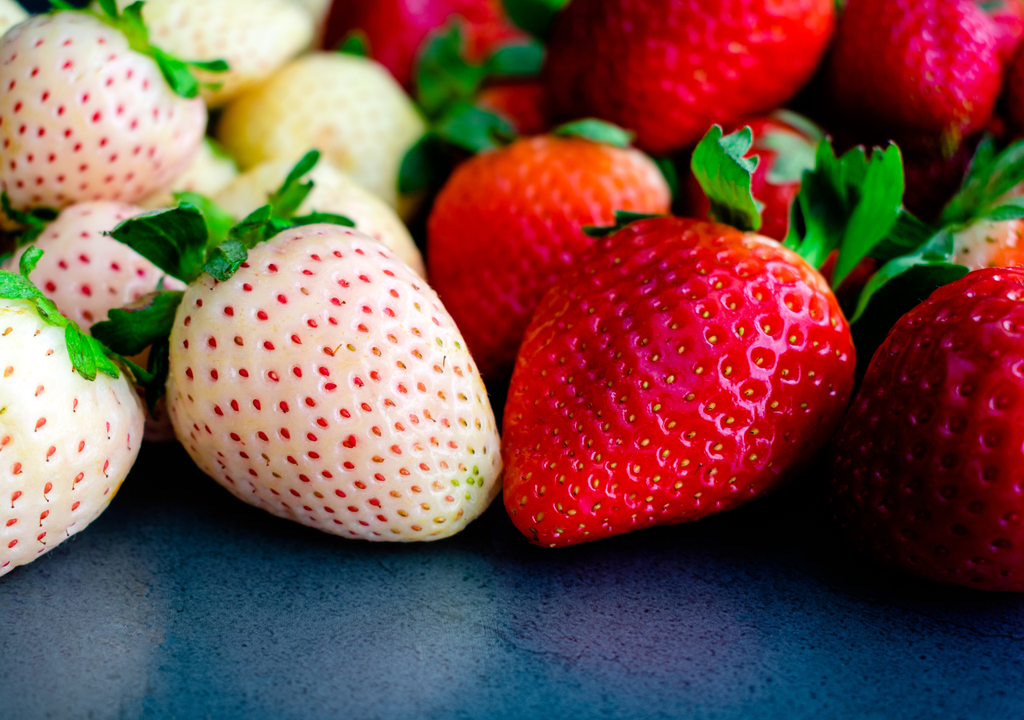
[
  {"left": 202, "top": 239, "right": 249, "bottom": 282},
  {"left": 435, "top": 103, "right": 517, "bottom": 153},
  {"left": 268, "top": 150, "right": 320, "bottom": 218},
  {"left": 291, "top": 212, "right": 355, "bottom": 228},
  {"left": 92, "top": 290, "right": 185, "bottom": 358},
  {"left": 398, "top": 134, "right": 448, "bottom": 194},
  {"left": 1, "top": 192, "right": 60, "bottom": 247},
  {"left": 760, "top": 119, "right": 819, "bottom": 186},
  {"left": 337, "top": 30, "right": 371, "bottom": 57},
  {"left": 691, "top": 125, "right": 763, "bottom": 233},
  {"left": 553, "top": 119, "right": 635, "bottom": 148},
  {"left": 415, "top": 23, "right": 486, "bottom": 119},
  {"left": 172, "top": 191, "right": 235, "bottom": 249},
  {"left": 49, "top": 0, "right": 76, "bottom": 10},
  {"left": 483, "top": 40, "right": 544, "bottom": 77},
  {"left": 940, "top": 136, "right": 1024, "bottom": 225},
  {"left": 502, "top": 0, "right": 570, "bottom": 37},
  {"left": 107, "top": 203, "right": 210, "bottom": 284},
  {"left": 583, "top": 210, "right": 665, "bottom": 238},
  {"left": 0, "top": 248, "right": 121, "bottom": 380}
]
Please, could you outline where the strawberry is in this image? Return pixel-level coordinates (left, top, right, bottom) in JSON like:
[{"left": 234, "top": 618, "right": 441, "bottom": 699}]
[
  {"left": 323, "top": 0, "right": 524, "bottom": 89},
  {"left": 0, "top": 247, "right": 144, "bottom": 577},
  {"left": 0, "top": 0, "right": 27, "bottom": 38},
  {"left": 94, "top": 203, "right": 503, "bottom": 541},
  {"left": 683, "top": 112, "right": 822, "bottom": 242},
  {"left": 983, "top": 0, "right": 1024, "bottom": 66},
  {"left": 502, "top": 216, "right": 856, "bottom": 547},
  {"left": 214, "top": 154, "right": 425, "bottom": 277},
  {"left": 122, "top": 0, "right": 314, "bottom": 107},
  {"left": 140, "top": 138, "right": 239, "bottom": 210},
  {"left": 1, "top": 200, "right": 186, "bottom": 329},
  {"left": 216, "top": 52, "right": 427, "bottom": 219},
  {"left": 828, "top": 268, "right": 1024, "bottom": 590},
  {"left": 542, "top": 0, "right": 835, "bottom": 155},
  {"left": 426, "top": 123, "right": 671, "bottom": 384},
  {"left": 475, "top": 81, "right": 549, "bottom": 136},
  {"left": 0, "top": 6, "right": 211, "bottom": 213},
  {"left": 1005, "top": 45, "right": 1024, "bottom": 135},
  {"left": 824, "top": 0, "right": 1002, "bottom": 156}
]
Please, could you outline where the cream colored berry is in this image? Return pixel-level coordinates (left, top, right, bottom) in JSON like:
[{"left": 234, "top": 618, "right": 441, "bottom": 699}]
[
  {"left": 0, "top": 0, "right": 27, "bottom": 38},
  {"left": 140, "top": 139, "right": 239, "bottom": 209}
]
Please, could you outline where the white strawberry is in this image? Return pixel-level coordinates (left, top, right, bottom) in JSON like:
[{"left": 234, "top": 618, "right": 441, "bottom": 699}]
[
  {"left": 121, "top": 0, "right": 313, "bottom": 107},
  {"left": 2, "top": 200, "right": 186, "bottom": 328},
  {"left": 216, "top": 52, "right": 427, "bottom": 218},
  {"left": 99, "top": 209, "right": 502, "bottom": 540},
  {"left": 0, "top": 250, "right": 144, "bottom": 577},
  {"left": 214, "top": 156, "right": 424, "bottom": 276},
  {"left": 140, "top": 138, "right": 239, "bottom": 210},
  {"left": 0, "top": 8, "right": 208, "bottom": 212},
  {"left": 0, "top": 0, "right": 27, "bottom": 38}
]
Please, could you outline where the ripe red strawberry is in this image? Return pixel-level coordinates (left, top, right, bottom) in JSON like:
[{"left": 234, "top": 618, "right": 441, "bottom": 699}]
[
  {"left": 323, "top": 0, "right": 524, "bottom": 89},
  {"left": 683, "top": 113, "right": 821, "bottom": 242},
  {"left": 0, "top": 8, "right": 208, "bottom": 212},
  {"left": 427, "top": 129, "right": 671, "bottom": 385},
  {"left": 829, "top": 268, "right": 1024, "bottom": 591},
  {"left": 983, "top": 0, "right": 1024, "bottom": 66},
  {"left": 503, "top": 217, "right": 856, "bottom": 547},
  {"left": 825, "top": 0, "right": 1002, "bottom": 156},
  {"left": 543, "top": 0, "right": 835, "bottom": 155},
  {"left": 475, "top": 81, "right": 550, "bottom": 136}
]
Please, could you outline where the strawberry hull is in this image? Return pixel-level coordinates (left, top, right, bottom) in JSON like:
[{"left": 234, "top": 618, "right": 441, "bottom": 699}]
[
  {"left": 829, "top": 268, "right": 1024, "bottom": 591},
  {"left": 503, "top": 218, "right": 856, "bottom": 547}
]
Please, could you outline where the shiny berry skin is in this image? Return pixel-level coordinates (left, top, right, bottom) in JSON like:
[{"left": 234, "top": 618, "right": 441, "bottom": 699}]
[
  {"left": 543, "top": 0, "right": 835, "bottom": 155},
  {"left": 503, "top": 218, "right": 856, "bottom": 547},
  {"left": 322, "top": 0, "right": 523, "bottom": 89},
  {"left": 825, "top": 0, "right": 1002, "bottom": 155},
  {"left": 427, "top": 136, "right": 671, "bottom": 384},
  {"left": 829, "top": 269, "right": 1024, "bottom": 591},
  {"left": 683, "top": 115, "right": 818, "bottom": 241}
]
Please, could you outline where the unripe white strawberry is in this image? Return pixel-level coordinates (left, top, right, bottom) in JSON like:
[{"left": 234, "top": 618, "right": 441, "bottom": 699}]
[
  {"left": 2, "top": 201, "right": 186, "bottom": 328},
  {"left": 126, "top": 0, "right": 313, "bottom": 107},
  {"left": 0, "top": 0, "right": 27, "bottom": 38},
  {"left": 0, "top": 255, "right": 144, "bottom": 577},
  {"left": 0, "top": 11, "right": 207, "bottom": 212},
  {"left": 160, "top": 224, "right": 501, "bottom": 540},
  {"left": 216, "top": 53, "right": 426, "bottom": 216},
  {"left": 214, "top": 157, "right": 424, "bottom": 276},
  {"left": 140, "top": 138, "right": 239, "bottom": 210}
]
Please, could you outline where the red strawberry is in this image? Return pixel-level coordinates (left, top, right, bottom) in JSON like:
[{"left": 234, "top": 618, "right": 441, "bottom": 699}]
[
  {"left": 829, "top": 268, "right": 1024, "bottom": 591},
  {"left": 503, "top": 217, "right": 856, "bottom": 547},
  {"left": 542, "top": 0, "right": 835, "bottom": 155},
  {"left": 982, "top": 0, "right": 1024, "bottom": 66},
  {"left": 475, "top": 81, "right": 550, "bottom": 136},
  {"left": 825, "top": 0, "right": 1002, "bottom": 156},
  {"left": 323, "top": 0, "right": 524, "bottom": 89},
  {"left": 683, "top": 113, "right": 821, "bottom": 242},
  {"left": 427, "top": 129, "right": 671, "bottom": 385}
]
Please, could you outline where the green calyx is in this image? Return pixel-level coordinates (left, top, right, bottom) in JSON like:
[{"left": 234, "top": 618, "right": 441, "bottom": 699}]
[
  {"left": 0, "top": 247, "right": 123, "bottom": 381},
  {"left": 691, "top": 125, "right": 764, "bottom": 233},
  {"left": 1, "top": 192, "right": 59, "bottom": 248},
  {"left": 92, "top": 151, "right": 353, "bottom": 406},
  {"left": 583, "top": 210, "right": 666, "bottom": 238},
  {"left": 52, "top": 0, "right": 229, "bottom": 100},
  {"left": 399, "top": 20, "right": 543, "bottom": 194},
  {"left": 552, "top": 119, "right": 635, "bottom": 148},
  {"left": 501, "top": 0, "right": 570, "bottom": 38}
]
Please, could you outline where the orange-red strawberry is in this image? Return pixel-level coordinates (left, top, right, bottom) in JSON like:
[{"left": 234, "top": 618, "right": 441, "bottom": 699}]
[
  {"left": 543, "top": 0, "right": 835, "bottom": 154},
  {"left": 427, "top": 129, "right": 671, "bottom": 385},
  {"left": 503, "top": 217, "right": 856, "bottom": 547},
  {"left": 829, "top": 268, "right": 1024, "bottom": 590},
  {"left": 683, "top": 113, "right": 821, "bottom": 242},
  {"left": 323, "top": 0, "right": 523, "bottom": 89}
]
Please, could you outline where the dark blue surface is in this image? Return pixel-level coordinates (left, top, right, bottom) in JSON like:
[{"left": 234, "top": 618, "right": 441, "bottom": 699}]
[{"left": 2, "top": 442, "right": 1023, "bottom": 720}]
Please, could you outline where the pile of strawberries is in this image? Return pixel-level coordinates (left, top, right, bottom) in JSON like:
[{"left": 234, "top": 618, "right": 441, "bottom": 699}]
[{"left": 2, "top": 0, "right": 1024, "bottom": 594}]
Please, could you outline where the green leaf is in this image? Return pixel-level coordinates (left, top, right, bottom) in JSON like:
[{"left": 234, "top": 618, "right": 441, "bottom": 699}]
[
  {"left": 65, "top": 324, "right": 97, "bottom": 381},
  {"left": 92, "top": 291, "right": 185, "bottom": 358},
  {"left": 48, "top": 1, "right": 76, "bottom": 10},
  {"left": 760, "top": 129, "right": 818, "bottom": 185},
  {"left": 2, "top": 192, "right": 60, "bottom": 247},
  {"left": 940, "top": 137, "right": 1024, "bottom": 225},
  {"left": 107, "top": 204, "right": 210, "bottom": 284},
  {"left": 290, "top": 212, "right": 355, "bottom": 228},
  {"left": 188, "top": 59, "right": 229, "bottom": 73},
  {"left": 96, "top": 0, "right": 118, "bottom": 19},
  {"left": 337, "top": 30, "right": 371, "bottom": 57},
  {"left": 502, "top": 0, "right": 569, "bottom": 37},
  {"left": 268, "top": 150, "right": 320, "bottom": 219},
  {"left": 202, "top": 240, "right": 249, "bottom": 282},
  {"left": 140, "top": 336, "right": 170, "bottom": 412},
  {"left": 414, "top": 23, "right": 486, "bottom": 119},
  {"left": 583, "top": 210, "right": 665, "bottom": 238},
  {"left": 434, "top": 103, "right": 517, "bottom": 154},
  {"left": 173, "top": 191, "right": 235, "bottom": 248},
  {"left": 18, "top": 245, "right": 43, "bottom": 278},
  {"left": 151, "top": 47, "right": 201, "bottom": 99},
  {"left": 691, "top": 125, "right": 763, "bottom": 233},
  {"left": 768, "top": 110, "right": 825, "bottom": 144},
  {"left": 483, "top": 40, "right": 544, "bottom": 77},
  {"left": 553, "top": 119, "right": 635, "bottom": 148},
  {"left": 868, "top": 210, "right": 936, "bottom": 262},
  {"left": 227, "top": 205, "right": 278, "bottom": 250},
  {"left": 398, "top": 134, "right": 447, "bottom": 194}
]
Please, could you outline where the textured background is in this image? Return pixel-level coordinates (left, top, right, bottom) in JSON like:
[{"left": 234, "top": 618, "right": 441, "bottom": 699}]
[{"left": 2, "top": 443, "right": 1023, "bottom": 720}]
